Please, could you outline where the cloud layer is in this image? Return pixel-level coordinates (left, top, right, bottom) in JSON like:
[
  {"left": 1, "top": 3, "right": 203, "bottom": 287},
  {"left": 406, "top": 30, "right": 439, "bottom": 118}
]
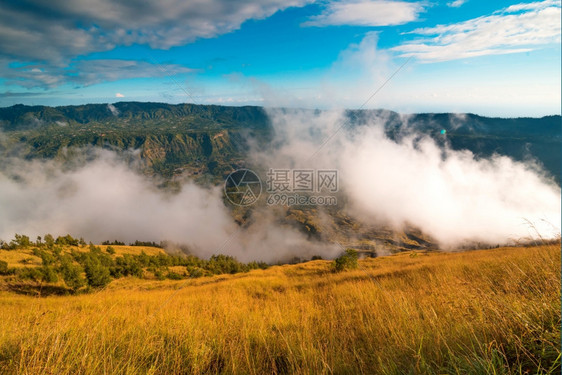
[
  {"left": 0, "top": 0, "right": 312, "bottom": 63},
  {"left": 304, "top": 0, "right": 424, "bottom": 27},
  {"left": 340, "top": 125, "right": 561, "bottom": 246},
  {"left": 1, "top": 59, "right": 193, "bottom": 89},
  {"left": 0, "top": 109, "right": 560, "bottom": 260},
  {"left": 393, "top": 0, "right": 561, "bottom": 61},
  {"left": 0, "top": 148, "right": 338, "bottom": 262},
  {"left": 0, "top": 0, "right": 312, "bottom": 90},
  {"left": 260, "top": 109, "right": 561, "bottom": 246}
]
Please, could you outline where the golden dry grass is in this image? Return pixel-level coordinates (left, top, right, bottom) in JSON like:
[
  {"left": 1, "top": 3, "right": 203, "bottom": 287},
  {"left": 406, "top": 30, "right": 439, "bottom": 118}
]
[
  {"left": 98, "top": 245, "right": 165, "bottom": 256},
  {"left": 0, "top": 249, "right": 41, "bottom": 268},
  {"left": 0, "top": 244, "right": 559, "bottom": 374}
]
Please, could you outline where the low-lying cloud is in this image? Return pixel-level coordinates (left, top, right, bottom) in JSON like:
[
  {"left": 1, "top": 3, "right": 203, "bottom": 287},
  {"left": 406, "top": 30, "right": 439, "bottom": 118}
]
[
  {"left": 0, "top": 148, "right": 338, "bottom": 262},
  {"left": 260, "top": 108, "right": 561, "bottom": 246},
  {"left": 341, "top": 125, "right": 560, "bottom": 246},
  {"left": 0, "top": 108, "right": 559, "bottom": 261}
]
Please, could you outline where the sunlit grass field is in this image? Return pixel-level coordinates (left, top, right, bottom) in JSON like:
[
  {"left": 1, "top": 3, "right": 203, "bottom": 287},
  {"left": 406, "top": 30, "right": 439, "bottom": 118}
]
[{"left": 0, "top": 243, "right": 560, "bottom": 374}]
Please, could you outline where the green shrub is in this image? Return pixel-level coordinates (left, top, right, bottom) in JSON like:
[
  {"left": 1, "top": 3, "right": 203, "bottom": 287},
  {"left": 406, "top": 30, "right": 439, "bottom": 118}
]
[
  {"left": 84, "top": 262, "right": 111, "bottom": 288},
  {"left": 333, "top": 249, "right": 358, "bottom": 272},
  {"left": 0, "top": 260, "right": 10, "bottom": 275},
  {"left": 40, "top": 266, "right": 58, "bottom": 283},
  {"left": 39, "top": 251, "right": 56, "bottom": 266},
  {"left": 247, "top": 261, "right": 269, "bottom": 270},
  {"left": 89, "top": 244, "right": 102, "bottom": 253},
  {"left": 17, "top": 267, "right": 43, "bottom": 281},
  {"left": 207, "top": 254, "right": 243, "bottom": 274},
  {"left": 52, "top": 246, "right": 62, "bottom": 257},
  {"left": 166, "top": 271, "right": 184, "bottom": 280},
  {"left": 44, "top": 234, "right": 55, "bottom": 248},
  {"left": 55, "top": 234, "right": 79, "bottom": 246},
  {"left": 112, "top": 255, "right": 143, "bottom": 278},
  {"left": 187, "top": 266, "right": 204, "bottom": 278},
  {"left": 13, "top": 234, "right": 31, "bottom": 249},
  {"left": 153, "top": 269, "right": 165, "bottom": 280},
  {"left": 60, "top": 260, "right": 85, "bottom": 291}
]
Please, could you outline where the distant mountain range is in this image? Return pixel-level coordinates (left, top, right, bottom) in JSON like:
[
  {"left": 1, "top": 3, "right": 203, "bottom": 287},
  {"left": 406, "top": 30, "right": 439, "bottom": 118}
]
[{"left": 0, "top": 102, "right": 559, "bottom": 182}]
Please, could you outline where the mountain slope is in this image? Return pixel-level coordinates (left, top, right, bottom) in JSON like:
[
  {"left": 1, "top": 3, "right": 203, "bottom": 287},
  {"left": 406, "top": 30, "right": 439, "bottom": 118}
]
[{"left": 1, "top": 102, "right": 558, "bottom": 181}]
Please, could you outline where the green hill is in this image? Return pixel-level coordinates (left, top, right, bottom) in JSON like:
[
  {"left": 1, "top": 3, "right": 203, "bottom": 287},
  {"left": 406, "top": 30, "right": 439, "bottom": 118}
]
[{"left": 1, "top": 102, "right": 559, "bottom": 181}]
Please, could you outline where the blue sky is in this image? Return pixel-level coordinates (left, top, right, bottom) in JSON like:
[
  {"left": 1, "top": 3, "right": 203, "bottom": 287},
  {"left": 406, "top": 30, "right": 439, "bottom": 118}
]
[{"left": 0, "top": 0, "right": 560, "bottom": 116}]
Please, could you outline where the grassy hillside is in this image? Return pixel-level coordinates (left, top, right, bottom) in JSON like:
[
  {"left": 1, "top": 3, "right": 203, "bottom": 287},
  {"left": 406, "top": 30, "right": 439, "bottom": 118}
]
[
  {"left": 0, "top": 237, "right": 270, "bottom": 296},
  {"left": 0, "top": 243, "right": 559, "bottom": 374},
  {"left": 0, "top": 245, "right": 165, "bottom": 268}
]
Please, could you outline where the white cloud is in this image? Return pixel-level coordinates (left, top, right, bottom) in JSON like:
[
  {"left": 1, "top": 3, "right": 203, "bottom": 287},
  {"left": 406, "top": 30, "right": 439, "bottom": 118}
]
[
  {"left": 0, "top": 0, "right": 313, "bottom": 63},
  {"left": 107, "top": 103, "right": 119, "bottom": 115},
  {"left": 74, "top": 59, "right": 193, "bottom": 86},
  {"left": 115, "top": 93, "right": 125, "bottom": 98},
  {"left": 340, "top": 123, "right": 561, "bottom": 246},
  {"left": 258, "top": 109, "right": 561, "bottom": 247},
  {"left": 1, "top": 59, "right": 192, "bottom": 89},
  {"left": 0, "top": 0, "right": 314, "bottom": 89},
  {"left": 314, "top": 32, "right": 396, "bottom": 109},
  {"left": 304, "top": 0, "right": 424, "bottom": 27},
  {"left": 221, "top": 32, "right": 398, "bottom": 109},
  {"left": 392, "top": 0, "right": 561, "bottom": 61},
  {"left": 447, "top": 0, "right": 467, "bottom": 8},
  {"left": 0, "top": 149, "right": 339, "bottom": 262},
  {"left": 159, "top": 27, "right": 558, "bottom": 115},
  {"left": 505, "top": 0, "right": 559, "bottom": 12}
]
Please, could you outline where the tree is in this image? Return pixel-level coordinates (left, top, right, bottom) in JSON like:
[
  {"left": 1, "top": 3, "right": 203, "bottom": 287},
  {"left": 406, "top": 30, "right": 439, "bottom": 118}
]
[
  {"left": 40, "top": 266, "right": 58, "bottom": 283},
  {"left": 333, "top": 249, "right": 358, "bottom": 272},
  {"left": 16, "top": 267, "right": 42, "bottom": 281},
  {"left": 44, "top": 234, "right": 55, "bottom": 248},
  {"left": 84, "top": 261, "right": 111, "bottom": 288},
  {"left": 166, "top": 270, "right": 183, "bottom": 280},
  {"left": 187, "top": 266, "right": 204, "bottom": 278},
  {"left": 89, "top": 243, "right": 101, "bottom": 253},
  {"left": 60, "top": 260, "right": 85, "bottom": 291},
  {"left": 208, "top": 254, "right": 242, "bottom": 274},
  {"left": 112, "top": 255, "right": 142, "bottom": 278},
  {"left": 39, "top": 251, "right": 55, "bottom": 266},
  {"left": 0, "top": 260, "right": 9, "bottom": 275},
  {"left": 13, "top": 234, "right": 31, "bottom": 249},
  {"left": 56, "top": 234, "right": 79, "bottom": 246}
]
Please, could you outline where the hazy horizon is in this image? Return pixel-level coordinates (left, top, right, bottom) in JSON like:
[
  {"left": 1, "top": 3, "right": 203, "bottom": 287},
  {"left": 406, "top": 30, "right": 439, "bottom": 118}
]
[{"left": 1, "top": 100, "right": 561, "bottom": 119}]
